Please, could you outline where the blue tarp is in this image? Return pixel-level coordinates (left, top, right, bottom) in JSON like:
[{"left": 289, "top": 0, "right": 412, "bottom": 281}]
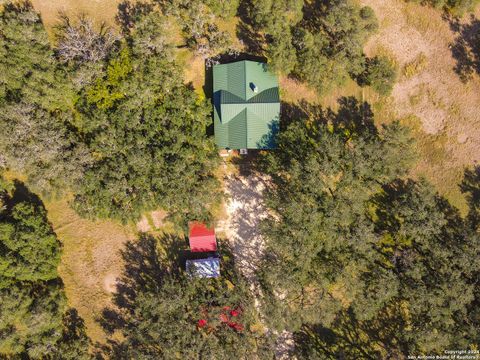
[{"left": 186, "top": 257, "right": 220, "bottom": 278}]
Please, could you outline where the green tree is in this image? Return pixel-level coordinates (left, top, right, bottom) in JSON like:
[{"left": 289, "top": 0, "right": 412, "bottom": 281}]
[
  {"left": 0, "top": 282, "right": 66, "bottom": 359},
  {"left": 368, "top": 180, "right": 478, "bottom": 351},
  {"left": 265, "top": 22, "right": 297, "bottom": 74},
  {"left": 0, "top": 182, "right": 61, "bottom": 288},
  {"left": 0, "top": 102, "right": 92, "bottom": 195},
  {"left": 244, "top": 0, "right": 379, "bottom": 89},
  {"left": 258, "top": 99, "right": 414, "bottom": 331},
  {"left": 158, "top": 0, "right": 234, "bottom": 58},
  {"left": 247, "top": 0, "right": 304, "bottom": 33},
  {"left": 357, "top": 55, "right": 397, "bottom": 95},
  {"left": 258, "top": 100, "right": 479, "bottom": 357},
  {"left": 0, "top": 1, "right": 71, "bottom": 110},
  {"left": 461, "top": 165, "right": 480, "bottom": 229},
  {"left": 54, "top": 309, "right": 91, "bottom": 360},
  {"left": 204, "top": 0, "right": 239, "bottom": 18},
  {"left": 73, "top": 34, "right": 222, "bottom": 222},
  {"left": 0, "top": 2, "right": 91, "bottom": 195},
  {"left": 292, "top": 0, "right": 378, "bottom": 93},
  {"left": 116, "top": 279, "right": 273, "bottom": 359},
  {"left": 128, "top": 11, "right": 173, "bottom": 57},
  {"left": 0, "top": 178, "right": 90, "bottom": 359},
  {"left": 296, "top": 179, "right": 480, "bottom": 358},
  {"left": 246, "top": 0, "right": 303, "bottom": 74},
  {"left": 0, "top": 284, "right": 90, "bottom": 359}
]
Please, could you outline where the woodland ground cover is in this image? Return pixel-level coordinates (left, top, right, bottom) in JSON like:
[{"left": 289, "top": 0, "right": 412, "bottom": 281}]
[{"left": 1, "top": 0, "right": 479, "bottom": 358}]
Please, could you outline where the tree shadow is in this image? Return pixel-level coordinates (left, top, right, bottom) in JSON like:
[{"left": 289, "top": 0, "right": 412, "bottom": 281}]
[
  {"left": 333, "top": 97, "right": 377, "bottom": 140},
  {"left": 222, "top": 174, "right": 270, "bottom": 280},
  {"left": 235, "top": 0, "right": 265, "bottom": 56},
  {"left": 228, "top": 151, "right": 265, "bottom": 177},
  {"left": 116, "top": 0, "right": 154, "bottom": 35},
  {"left": 300, "top": 0, "right": 330, "bottom": 31},
  {"left": 98, "top": 233, "right": 187, "bottom": 334},
  {"left": 208, "top": 51, "right": 268, "bottom": 67},
  {"left": 2, "top": 1, "right": 38, "bottom": 17},
  {"left": 97, "top": 231, "right": 241, "bottom": 339},
  {"left": 236, "top": 21, "right": 265, "bottom": 55},
  {"left": 8, "top": 180, "right": 44, "bottom": 209},
  {"left": 232, "top": 97, "right": 375, "bottom": 175},
  {"left": 295, "top": 306, "right": 411, "bottom": 359},
  {"left": 280, "top": 100, "right": 327, "bottom": 128},
  {"left": 449, "top": 15, "right": 480, "bottom": 82},
  {"left": 280, "top": 97, "right": 375, "bottom": 138},
  {"left": 460, "top": 165, "right": 480, "bottom": 229},
  {"left": 57, "top": 308, "right": 91, "bottom": 355},
  {"left": 369, "top": 179, "right": 415, "bottom": 234},
  {"left": 372, "top": 178, "right": 463, "bottom": 234}
]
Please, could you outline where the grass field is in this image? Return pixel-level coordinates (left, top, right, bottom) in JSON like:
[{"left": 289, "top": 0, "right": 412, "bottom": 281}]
[{"left": 45, "top": 197, "right": 136, "bottom": 343}]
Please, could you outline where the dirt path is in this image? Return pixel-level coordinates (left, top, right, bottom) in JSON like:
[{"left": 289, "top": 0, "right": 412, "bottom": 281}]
[{"left": 223, "top": 170, "right": 295, "bottom": 359}]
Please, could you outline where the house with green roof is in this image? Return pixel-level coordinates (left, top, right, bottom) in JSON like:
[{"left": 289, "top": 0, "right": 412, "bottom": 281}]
[{"left": 213, "top": 60, "right": 280, "bottom": 150}]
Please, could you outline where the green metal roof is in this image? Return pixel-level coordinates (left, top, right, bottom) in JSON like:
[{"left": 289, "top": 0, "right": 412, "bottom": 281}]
[{"left": 213, "top": 60, "right": 280, "bottom": 149}]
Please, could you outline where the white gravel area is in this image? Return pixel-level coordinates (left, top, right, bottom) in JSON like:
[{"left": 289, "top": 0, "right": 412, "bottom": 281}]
[{"left": 223, "top": 171, "right": 295, "bottom": 359}]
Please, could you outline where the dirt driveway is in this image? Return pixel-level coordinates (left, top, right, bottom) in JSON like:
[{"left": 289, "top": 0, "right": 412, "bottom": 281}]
[
  {"left": 224, "top": 173, "right": 268, "bottom": 283},
  {"left": 222, "top": 170, "right": 295, "bottom": 359}
]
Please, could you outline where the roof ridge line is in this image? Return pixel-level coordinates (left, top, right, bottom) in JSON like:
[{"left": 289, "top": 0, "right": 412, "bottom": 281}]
[
  {"left": 245, "top": 106, "right": 248, "bottom": 148},
  {"left": 244, "top": 60, "right": 247, "bottom": 102},
  {"left": 223, "top": 101, "right": 280, "bottom": 104}
]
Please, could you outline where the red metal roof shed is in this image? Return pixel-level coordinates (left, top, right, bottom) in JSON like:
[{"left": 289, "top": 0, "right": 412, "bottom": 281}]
[{"left": 189, "top": 222, "right": 217, "bottom": 252}]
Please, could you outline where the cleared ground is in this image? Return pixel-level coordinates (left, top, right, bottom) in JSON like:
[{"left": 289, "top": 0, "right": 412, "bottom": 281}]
[{"left": 222, "top": 164, "right": 295, "bottom": 359}]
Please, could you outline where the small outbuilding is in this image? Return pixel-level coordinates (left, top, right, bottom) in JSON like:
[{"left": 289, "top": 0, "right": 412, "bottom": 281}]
[
  {"left": 189, "top": 222, "right": 217, "bottom": 252},
  {"left": 186, "top": 257, "right": 220, "bottom": 278}
]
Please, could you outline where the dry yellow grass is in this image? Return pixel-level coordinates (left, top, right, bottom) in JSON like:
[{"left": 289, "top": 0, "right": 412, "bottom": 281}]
[
  {"left": 279, "top": 0, "right": 480, "bottom": 214},
  {"left": 279, "top": 76, "right": 319, "bottom": 104},
  {"left": 45, "top": 197, "right": 136, "bottom": 344},
  {"left": 30, "top": 0, "right": 121, "bottom": 31},
  {"left": 361, "top": 0, "right": 480, "bottom": 213},
  {"left": 402, "top": 53, "right": 428, "bottom": 79},
  {"left": 182, "top": 51, "right": 207, "bottom": 96}
]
